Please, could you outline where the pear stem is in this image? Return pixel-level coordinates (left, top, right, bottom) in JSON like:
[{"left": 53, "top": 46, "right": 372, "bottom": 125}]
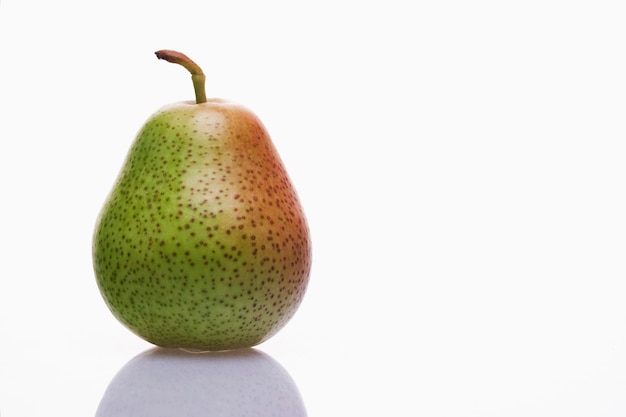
[{"left": 155, "top": 50, "right": 207, "bottom": 104}]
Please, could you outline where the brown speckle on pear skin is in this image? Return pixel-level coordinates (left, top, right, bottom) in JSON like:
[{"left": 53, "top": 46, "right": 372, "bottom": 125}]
[{"left": 93, "top": 100, "right": 311, "bottom": 351}]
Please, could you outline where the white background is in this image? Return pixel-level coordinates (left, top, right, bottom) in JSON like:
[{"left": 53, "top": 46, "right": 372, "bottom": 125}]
[{"left": 1, "top": 1, "right": 626, "bottom": 415}]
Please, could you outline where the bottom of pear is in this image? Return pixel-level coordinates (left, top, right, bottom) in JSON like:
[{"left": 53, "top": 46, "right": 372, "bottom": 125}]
[
  {"left": 178, "top": 346, "right": 253, "bottom": 354},
  {"left": 140, "top": 334, "right": 267, "bottom": 353}
]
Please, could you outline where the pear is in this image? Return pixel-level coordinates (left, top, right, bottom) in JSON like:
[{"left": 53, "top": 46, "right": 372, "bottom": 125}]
[{"left": 93, "top": 50, "right": 311, "bottom": 351}]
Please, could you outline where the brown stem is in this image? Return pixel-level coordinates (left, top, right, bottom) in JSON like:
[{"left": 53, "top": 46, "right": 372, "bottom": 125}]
[{"left": 155, "top": 50, "right": 207, "bottom": 104}]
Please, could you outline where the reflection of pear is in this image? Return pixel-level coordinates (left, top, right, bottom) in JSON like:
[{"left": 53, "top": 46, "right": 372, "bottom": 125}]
[{"left": 95, "top": 347, "right": 307, "bottom": 417}]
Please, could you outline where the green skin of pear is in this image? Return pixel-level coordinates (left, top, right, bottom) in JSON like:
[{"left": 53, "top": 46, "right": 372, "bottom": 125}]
[{"left": 93, "top": 99, "right": 312, "bottom": 351}]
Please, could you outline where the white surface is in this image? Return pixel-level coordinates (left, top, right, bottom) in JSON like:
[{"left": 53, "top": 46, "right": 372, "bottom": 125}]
[{"left": 1, "top": 1, "right": 626, "bottom": 416}]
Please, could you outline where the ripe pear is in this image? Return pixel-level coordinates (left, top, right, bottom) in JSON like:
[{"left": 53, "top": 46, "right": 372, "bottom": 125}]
[{"left": 93, "top": 50, "right": 311, "bottom": 351}]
